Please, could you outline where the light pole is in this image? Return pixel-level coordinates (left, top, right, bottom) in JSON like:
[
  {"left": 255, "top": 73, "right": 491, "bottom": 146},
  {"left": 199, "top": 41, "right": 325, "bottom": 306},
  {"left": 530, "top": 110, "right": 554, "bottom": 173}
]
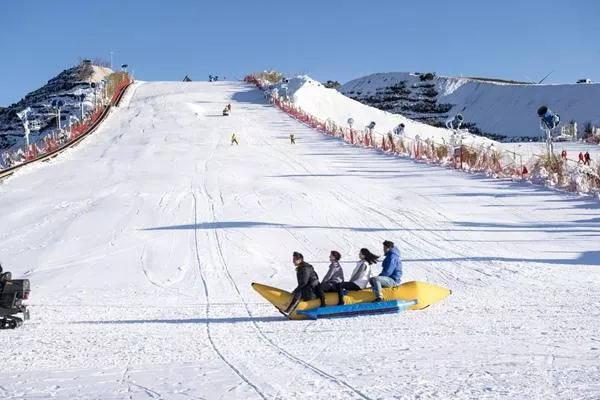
[
  {"left": 16, "top": 107, "right": 32, "bottom": 147},
  {"left": 51, "top": 100, "right": 64, "bottom": 138},
  {"left": 78, "top": 94, "right": 85, "bottom": 120},
  {"left": 102, "top": 79, "right": 109, "bottom": 104},
  {"left": 347, "top": 117, "right": 354, "bottom": 143},
  {"left": 90, "top": 82, "right": 97, "bottom": 109},
  {"left": 367, "top": 121, "right": 376, "bottom": 147},
  {"left": 69, "top": 115, "right": 79, "bottom": 134}
]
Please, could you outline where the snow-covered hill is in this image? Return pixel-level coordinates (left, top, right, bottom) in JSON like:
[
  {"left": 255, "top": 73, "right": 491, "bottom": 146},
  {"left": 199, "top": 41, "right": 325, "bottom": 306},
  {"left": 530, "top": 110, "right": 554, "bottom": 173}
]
[
  {"left": 340, "top": 72, "right": 600, "bottom": 141},
  {"left": 0, "top": 62, "right": 112, "bottom": 150},
  {"left": 272, "top": 75, "right": 496, "bottom": 149},
  {"left": 1, "top": 80, "right": 599, "bottom": 399}
]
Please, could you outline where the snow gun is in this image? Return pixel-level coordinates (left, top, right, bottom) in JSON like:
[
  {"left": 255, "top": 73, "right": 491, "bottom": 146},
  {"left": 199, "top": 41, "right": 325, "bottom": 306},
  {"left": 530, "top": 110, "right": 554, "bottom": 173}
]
[{"left": 537, "top": 105, "right": 560, "bottom": 131}]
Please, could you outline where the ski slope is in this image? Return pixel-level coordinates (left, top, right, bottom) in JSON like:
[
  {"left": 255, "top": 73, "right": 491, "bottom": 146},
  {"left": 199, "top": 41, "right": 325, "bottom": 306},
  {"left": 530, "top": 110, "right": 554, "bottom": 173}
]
[{"left": 1, "top": 81, "right": 599, "bottom": 400}]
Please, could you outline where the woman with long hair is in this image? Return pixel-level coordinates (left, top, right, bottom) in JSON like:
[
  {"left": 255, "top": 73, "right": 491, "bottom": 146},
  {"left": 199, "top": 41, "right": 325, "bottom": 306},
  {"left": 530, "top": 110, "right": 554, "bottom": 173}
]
[{"left": 335, "top": 248, "right": 379, "bottom": 305}]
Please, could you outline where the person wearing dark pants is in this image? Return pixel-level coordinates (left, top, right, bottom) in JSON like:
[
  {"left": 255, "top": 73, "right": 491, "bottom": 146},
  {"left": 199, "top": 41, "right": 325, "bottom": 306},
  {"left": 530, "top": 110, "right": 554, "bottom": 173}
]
[
  {"left": 320, "top": 250, "right": 344, "bottom": 305},
  {"left": 283, "top": 252, "right": 325, "bottom": 315},
  {"left": 370, "top": 240, "right": 403, "bottom": 301}
]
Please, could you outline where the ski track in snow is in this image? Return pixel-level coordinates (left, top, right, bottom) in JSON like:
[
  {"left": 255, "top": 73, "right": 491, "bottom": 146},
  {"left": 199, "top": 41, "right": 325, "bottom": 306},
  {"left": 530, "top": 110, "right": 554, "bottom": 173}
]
[{"left": 1, "top": 81, "right": 599, "bottom": 399}]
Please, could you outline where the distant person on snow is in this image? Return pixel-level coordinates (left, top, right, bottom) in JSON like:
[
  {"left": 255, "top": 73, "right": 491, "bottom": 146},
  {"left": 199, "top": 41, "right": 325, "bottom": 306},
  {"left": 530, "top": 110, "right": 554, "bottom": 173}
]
[
  {"left": 290, "top": 132, "right": 296, "bottom": 144},
  {"left": 560, "top": 150, "right": 567, "bottom": 160},
  {"left": 227, "top": 104, "right": 232, "bottom": 112},
  {"left": 319, "top": 251, "right": 344, "bottom": 305},
  {"left": 584, "top": 151, "right": 591, "bottom": 166},
  {"left": 578, "top": 152, "right": 585, "bottom": 164},
  {"left": 336, "top": 248, "right": 378, "bottom": 305},
  {"left": 283, "top": 252, "right": 326, "bottom": 315},
  {"left": 369, "top": 240, "right": 403, "bottom": 301},
  {"left": 230, "top": 133, "right": 238, "bottom": 145}
]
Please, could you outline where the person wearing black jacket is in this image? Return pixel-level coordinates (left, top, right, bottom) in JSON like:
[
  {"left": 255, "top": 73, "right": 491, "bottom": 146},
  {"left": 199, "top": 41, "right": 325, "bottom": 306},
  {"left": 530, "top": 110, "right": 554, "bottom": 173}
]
[{"left": 283, "top": 252, "right": 326, "bottom": 315}]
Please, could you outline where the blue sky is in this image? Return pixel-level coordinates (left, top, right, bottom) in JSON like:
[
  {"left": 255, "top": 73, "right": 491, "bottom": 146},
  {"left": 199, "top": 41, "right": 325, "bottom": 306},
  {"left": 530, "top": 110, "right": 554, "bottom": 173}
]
[{"left": 0, "top": 0, "right": 598, "bottom": 105}]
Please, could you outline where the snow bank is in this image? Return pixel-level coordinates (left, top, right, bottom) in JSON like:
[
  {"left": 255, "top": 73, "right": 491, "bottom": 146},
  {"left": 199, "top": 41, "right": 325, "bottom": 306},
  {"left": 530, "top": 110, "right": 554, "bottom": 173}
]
[
  {"left": 264, "top": 76, "right": 600, "bottom": 195},
  {"left": 341, "top": 72, "right": 600, "bottom": 140},
  {"left": 91, "top": 66, "right": 114, "bottom": 82},
  {"left": 273, "top": 75, "right": 495, "bottom": 148}
]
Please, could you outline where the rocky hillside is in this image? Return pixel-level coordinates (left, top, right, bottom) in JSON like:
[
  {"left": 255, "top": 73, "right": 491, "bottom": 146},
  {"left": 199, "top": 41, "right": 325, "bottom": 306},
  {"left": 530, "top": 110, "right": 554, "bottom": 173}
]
[
  {"left": 340, "top": 72, "right": 600, "bottom": 142},
  {"left": 0, "top": 61, "right": 112, "bottom": 150}
]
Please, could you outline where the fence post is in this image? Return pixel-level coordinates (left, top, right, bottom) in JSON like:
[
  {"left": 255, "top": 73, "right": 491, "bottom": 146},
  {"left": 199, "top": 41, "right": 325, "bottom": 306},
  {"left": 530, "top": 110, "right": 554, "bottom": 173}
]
[{"left": 520, "top": 154, "right": 523, "bottom": 179}]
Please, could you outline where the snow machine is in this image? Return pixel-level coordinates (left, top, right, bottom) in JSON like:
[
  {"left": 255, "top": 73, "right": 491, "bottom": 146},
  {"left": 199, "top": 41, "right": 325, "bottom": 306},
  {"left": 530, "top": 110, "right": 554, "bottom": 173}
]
[
  {"left": 252, "top": 280, "right": 451, "bottom": 320},
  {"left": 0, "top": 265, "right": 30, "bottom": 329},
  {"left": 537, "top": 105, "right": 560, "bottom": 131}
]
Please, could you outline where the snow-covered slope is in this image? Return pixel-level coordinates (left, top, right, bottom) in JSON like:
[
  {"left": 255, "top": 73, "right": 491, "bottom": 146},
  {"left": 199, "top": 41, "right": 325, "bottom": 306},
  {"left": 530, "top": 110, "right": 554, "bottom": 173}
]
[
  {"left": 340, "top": 72, "right": 600, "bottom": 140},
  {"left": 273, "top": 76, "right": 600, "bottom": 176},
  {"left": 273, "top": 76, "right": 496, "bottom": 148},
  {"left": 1, "top": 81, "right": 599, "bottom": 399},
  {"left": 0, "top": 62, "right": 113, "bottom": 151}
]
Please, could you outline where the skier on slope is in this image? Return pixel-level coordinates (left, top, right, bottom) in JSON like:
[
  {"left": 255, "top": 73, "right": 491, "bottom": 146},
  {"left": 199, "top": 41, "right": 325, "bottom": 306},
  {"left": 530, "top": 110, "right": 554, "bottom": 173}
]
[
  {"left": 230, "top": 133, "right": 238, "bottom": 145},
  {"left": 290, "top": 132, "right": 296, "bottom": 144}
]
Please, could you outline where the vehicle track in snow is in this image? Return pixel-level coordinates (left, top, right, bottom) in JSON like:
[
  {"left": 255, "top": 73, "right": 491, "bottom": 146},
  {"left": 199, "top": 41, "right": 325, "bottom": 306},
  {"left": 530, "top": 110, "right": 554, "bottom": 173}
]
[
  {"left": 190, "top": 190, "right": 268, "bottom": 400},
  {"left": 202, "top": 186, "right": 372, "bottom": 400},
  {"left": 197, "top": 130, "right": 372, "bottom": 399}
]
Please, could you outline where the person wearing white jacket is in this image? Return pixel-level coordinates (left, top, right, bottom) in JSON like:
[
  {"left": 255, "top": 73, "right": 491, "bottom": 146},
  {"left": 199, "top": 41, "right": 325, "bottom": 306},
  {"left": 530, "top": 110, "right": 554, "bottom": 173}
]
[{"left": 335, "top": 248, "right": 380, "bottom": 305}]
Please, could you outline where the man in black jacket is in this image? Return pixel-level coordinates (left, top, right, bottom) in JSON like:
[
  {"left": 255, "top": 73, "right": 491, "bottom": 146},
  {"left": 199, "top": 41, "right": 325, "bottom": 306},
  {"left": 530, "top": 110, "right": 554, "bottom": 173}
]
[{"left": 283, "top": 252, "right": 326, "bottom": 315}]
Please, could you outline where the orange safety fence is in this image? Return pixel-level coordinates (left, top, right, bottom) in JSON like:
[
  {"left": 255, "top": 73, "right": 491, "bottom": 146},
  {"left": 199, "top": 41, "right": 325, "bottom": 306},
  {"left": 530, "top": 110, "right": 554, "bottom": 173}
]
[
  {"left": 1, "top": 79, "right": 133, "bottom": 176},
  {"left": 245, "top": 76, "right": 599, "bottom": 195}
]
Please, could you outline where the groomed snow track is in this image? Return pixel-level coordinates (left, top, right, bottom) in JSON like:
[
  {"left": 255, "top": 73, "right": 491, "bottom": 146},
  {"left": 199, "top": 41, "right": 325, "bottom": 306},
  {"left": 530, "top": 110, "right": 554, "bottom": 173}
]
[{"left": 0, "top": 81, "right": 599, "bottom": 399}]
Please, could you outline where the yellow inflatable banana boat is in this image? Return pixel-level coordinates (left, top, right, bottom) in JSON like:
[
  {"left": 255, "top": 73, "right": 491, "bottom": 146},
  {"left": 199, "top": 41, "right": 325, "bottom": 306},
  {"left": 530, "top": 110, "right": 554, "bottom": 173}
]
[{"left": 251, "top": 281, "right": 451, "bottom": 320}]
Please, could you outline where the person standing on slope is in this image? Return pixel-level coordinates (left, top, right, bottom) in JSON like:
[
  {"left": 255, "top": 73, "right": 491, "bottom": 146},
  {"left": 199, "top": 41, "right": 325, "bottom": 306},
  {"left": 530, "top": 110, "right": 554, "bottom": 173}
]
[
  {"left": 370, "top": 240, "right": 402, "bottom": 301},
  {"left": 320, "top": 251, "right": 344, "bottom": 305},
  {"left": 283, "top": 252, "right": 326, "bottom": 315},
  {"left": 231, "top": 133, "right": 238, "bottom": 145},
  {"left": 336, "top": 248, "right": 378, "bottom": 305},
  {"left": 290, "top": 132, "right": 296, "bottom": 144}
]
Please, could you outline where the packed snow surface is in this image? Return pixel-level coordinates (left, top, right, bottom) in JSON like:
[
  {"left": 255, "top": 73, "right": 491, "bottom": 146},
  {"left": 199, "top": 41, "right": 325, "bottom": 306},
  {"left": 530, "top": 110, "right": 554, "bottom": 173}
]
[{"left": 1, "top": 81, "right": 599, "bottom": 399}]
